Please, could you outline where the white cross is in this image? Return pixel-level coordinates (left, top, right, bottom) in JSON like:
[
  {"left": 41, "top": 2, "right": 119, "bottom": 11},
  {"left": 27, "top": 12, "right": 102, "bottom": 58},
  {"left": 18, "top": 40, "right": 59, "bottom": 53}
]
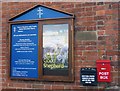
[
  {"left": 13, "top": 27, "right": 16, "bottom": 32},
  {"left": 37, "top": 7, "right": 43, "bottom": 18}
]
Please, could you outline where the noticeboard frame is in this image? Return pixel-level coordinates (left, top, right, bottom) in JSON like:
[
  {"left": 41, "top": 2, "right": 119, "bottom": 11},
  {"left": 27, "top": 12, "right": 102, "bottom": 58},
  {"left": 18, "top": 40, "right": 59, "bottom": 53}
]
[{"left": 9, "top": 18, "right": 74, "bottom": 82}]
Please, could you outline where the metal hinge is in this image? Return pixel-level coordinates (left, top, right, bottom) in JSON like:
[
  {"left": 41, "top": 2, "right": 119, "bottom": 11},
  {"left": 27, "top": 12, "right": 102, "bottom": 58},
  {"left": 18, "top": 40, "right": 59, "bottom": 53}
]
[
  {"left": 71, "top": 25, "right": 73, "bottom": 31},
  {"left": 71, "top": 69, "right": 73, "bottom": 75}
]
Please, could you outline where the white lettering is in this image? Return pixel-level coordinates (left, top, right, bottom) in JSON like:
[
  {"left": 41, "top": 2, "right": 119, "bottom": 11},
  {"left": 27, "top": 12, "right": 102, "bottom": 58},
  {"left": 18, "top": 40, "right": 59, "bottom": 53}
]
[
  {"left": 99, "top": 72, "right": 109, "bottom": 75},
  {"left": 100, "top": 76, "right": 108, "bottom": 79}
]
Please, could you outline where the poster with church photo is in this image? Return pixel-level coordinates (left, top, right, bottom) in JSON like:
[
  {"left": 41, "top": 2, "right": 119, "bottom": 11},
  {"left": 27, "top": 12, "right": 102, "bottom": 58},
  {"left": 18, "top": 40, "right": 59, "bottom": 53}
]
[{"left": 43, "top": 24, "right": 69, "bottom": 75}]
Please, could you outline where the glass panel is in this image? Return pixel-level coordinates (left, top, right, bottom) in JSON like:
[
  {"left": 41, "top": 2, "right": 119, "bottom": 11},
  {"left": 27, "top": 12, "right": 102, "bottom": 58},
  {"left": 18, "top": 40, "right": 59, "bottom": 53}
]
[{"left": 43, "top": 24, "right": 69, "bottom": 76}]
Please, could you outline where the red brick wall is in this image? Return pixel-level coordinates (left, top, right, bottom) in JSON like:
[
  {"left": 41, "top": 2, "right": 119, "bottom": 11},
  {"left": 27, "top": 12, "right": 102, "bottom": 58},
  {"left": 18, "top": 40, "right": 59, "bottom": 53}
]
[
  {"left": 0, "top": 1, "right": 2, "bottom": 91},
  {"left": 1, "top": 2, "right": 119, "bottom": 90}
]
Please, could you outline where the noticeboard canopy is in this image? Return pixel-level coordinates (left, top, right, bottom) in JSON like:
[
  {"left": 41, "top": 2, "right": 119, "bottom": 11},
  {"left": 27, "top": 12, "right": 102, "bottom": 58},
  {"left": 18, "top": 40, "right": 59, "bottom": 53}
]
[{"left": 9, "top": 5, "right": 74, "bottom": 21}]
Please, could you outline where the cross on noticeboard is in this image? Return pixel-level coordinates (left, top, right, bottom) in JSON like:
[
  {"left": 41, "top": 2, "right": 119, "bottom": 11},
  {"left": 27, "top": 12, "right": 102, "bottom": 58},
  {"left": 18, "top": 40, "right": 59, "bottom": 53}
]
[
  {"left": 14, "top": 27, "right": 16, "bottom": 32},
  {"left": 37, "top": 7, "right": 43, "bottom": 18}
]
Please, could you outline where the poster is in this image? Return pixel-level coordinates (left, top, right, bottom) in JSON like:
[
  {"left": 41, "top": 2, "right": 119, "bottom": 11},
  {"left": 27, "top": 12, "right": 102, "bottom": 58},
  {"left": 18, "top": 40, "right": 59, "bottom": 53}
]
[
  {"left": 11, "top": 23, "right": 38, "bottom": 78},
  {"left": 43, "top": 24, "right": 69, "bottom": 76}
]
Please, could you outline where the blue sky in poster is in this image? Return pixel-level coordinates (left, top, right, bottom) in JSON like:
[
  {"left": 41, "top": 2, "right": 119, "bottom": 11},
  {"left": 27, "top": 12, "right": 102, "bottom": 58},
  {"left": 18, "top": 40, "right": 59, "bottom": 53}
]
[{"left": 12, "top": 5, "right": 72, "bottom": 21}]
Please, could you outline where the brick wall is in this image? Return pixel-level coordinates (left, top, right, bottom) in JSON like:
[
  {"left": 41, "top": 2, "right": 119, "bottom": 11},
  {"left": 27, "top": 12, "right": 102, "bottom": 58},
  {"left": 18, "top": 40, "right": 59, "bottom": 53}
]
[
  {"left": 1, "top": 2, "right": 119, "bottom": 90},
  {"left": 0, "top": 1, "right": 2, "bottom": 91}
]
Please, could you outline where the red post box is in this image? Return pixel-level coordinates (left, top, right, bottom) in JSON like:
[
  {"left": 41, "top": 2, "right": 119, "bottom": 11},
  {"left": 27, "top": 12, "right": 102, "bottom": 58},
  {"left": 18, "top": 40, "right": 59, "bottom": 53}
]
[{"left": 96, "top": 60, "right": 111, "bottom": 82}]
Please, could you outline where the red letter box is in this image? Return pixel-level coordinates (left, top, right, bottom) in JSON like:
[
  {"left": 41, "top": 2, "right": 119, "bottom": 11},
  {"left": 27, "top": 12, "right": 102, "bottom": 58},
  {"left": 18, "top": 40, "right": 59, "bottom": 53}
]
[{"left": 96, "top": 60, "right": 111, "bottom": 82}]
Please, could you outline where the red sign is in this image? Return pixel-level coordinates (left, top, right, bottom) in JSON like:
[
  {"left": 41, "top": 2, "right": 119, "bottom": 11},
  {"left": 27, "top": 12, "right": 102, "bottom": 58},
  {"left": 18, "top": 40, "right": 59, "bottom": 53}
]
[{"left": 96, "top": 60, "right": 111, "bottom": 82}]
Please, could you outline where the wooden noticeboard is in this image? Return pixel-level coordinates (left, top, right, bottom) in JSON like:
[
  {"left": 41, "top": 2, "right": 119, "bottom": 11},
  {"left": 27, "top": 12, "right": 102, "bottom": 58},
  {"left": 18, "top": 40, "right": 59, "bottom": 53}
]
[{"left": 9, "top": 5, "right": 74, "bottom": 82}]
